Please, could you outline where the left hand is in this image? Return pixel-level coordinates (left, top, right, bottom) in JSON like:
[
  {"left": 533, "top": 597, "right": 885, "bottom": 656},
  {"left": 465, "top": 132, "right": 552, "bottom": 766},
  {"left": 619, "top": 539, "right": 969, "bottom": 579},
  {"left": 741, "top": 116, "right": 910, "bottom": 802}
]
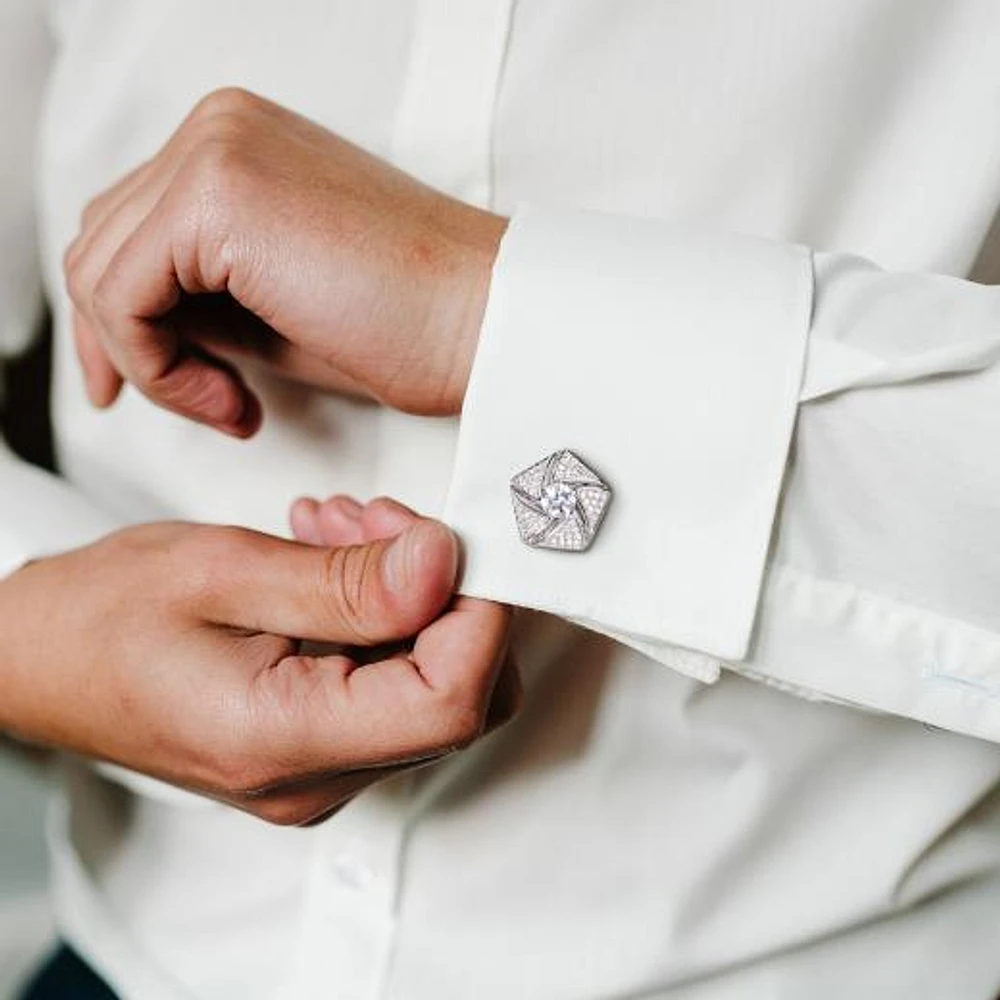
[{"left": 64, "top": 88, "right": 508, "bottom": 437}]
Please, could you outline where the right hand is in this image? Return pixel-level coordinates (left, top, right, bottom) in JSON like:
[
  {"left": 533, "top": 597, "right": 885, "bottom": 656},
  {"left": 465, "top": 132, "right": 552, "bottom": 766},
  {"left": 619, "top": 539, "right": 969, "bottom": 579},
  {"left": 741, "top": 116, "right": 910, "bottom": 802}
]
[{"left": 0, "top": 501, "right": 517, "bottom": 825}]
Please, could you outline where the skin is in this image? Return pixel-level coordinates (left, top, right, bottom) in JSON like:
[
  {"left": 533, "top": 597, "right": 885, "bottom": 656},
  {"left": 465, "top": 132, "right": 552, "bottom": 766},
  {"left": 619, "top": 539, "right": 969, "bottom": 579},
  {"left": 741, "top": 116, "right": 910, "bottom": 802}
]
[
  {"left": 0, "top": 89, "right": 517, "bottom": 826},
  {"left": 63, "top": 87, "right": 509, "bottom": 434},
  {"left": 0, "top": 498, "right": 519, "bottom": 826}
]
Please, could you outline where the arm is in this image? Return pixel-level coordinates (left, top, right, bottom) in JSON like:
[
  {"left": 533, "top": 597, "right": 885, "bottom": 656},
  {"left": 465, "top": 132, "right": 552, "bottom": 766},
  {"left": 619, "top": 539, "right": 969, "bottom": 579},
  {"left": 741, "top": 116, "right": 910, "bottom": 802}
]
[
  {"left": 0, "top": 508, "right": 516, "bottom": 825},
  {"left": 62, "top": 90, "right": 1000, "bottom": 741},
  {"left": 0, "top": 52, "right": 514, "bottom": 820}
]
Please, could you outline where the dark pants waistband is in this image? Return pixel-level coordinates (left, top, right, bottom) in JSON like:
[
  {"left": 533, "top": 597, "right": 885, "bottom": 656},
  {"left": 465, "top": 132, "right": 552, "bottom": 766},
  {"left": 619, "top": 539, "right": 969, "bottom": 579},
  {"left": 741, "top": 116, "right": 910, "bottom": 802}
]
[{"left": 19, "top": 946, "right": 119, "bottom": 1000}]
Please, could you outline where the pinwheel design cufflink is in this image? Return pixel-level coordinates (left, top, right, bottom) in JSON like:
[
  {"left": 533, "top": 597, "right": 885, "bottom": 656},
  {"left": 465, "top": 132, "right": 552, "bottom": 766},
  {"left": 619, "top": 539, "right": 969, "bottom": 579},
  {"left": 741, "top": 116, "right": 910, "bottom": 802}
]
[{"left": 509, "top": 449, "right": 612, "bottom": 552}]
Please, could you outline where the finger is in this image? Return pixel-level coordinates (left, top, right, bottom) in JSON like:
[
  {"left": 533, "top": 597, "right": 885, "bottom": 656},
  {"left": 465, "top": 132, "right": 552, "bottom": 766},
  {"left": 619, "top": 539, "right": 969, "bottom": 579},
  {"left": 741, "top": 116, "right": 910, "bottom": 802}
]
[
  {"left": 315, "top": 496, "right": 366, "bottom": 547},
  {"left": 64, "top": 97, "right": 280, "bottom": 429},
  {"left": 360, "top": 496, "right": 420, "bottom": 539},
  {"left": 65, "top": 157, "right": 156, "bottom": 275},
  {"left": 409, "top": 596, "right": 511, "bottom": 697},
  {"left": 292, "top": 495, "right": 416, "bottom": 549},
  {"left": 64, "top": 155, "right": 190, "bottom": 409},
  {"left": 255, "top": 596, "right": 511, "bottom": 770},
  {"left": 314, "top": 495, "right": 417, "bottom": 548},
  {"left": 188, "top": 318, "right": 373, "bottom": 401},
  {"left": 290, "top": 496, "right": 365, "bottom": 548},
  {"left": 72, "top": 310, "right": 124, "bottom": 407},
  {"left": 65, "top": 94, "right": 243, "bottom": 284},
  {"left": 288, "top": 497, "right": 323, "bottom": 546},
  {"left": 201, "top": 519, "right": 459, "bottom": 646},
  {"left": 67, "top": 91, "right": 232, "bottom": 272},
  {"left": 232, "top": 763, "right": 406, "bottom": 827},
  {"left": 85, "top": 191, "right": 258, "bottom": 437},
  {"left": 65, "top": 172, "right": 168, "bottom": 408}
]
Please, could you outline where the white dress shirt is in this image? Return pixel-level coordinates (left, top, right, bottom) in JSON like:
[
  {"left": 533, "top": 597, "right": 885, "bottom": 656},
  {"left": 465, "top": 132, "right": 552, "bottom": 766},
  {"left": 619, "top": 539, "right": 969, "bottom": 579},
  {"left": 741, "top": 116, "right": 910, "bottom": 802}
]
[{"left": 3, "top": 1, "right": 1000, "bottom": 997}]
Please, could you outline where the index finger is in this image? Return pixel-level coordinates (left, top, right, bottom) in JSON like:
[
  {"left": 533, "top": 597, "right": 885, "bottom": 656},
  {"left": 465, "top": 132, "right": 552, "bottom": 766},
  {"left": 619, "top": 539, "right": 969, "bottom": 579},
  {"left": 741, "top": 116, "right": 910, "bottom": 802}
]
[
  {"left": 254, "top": 597, "right": 511, "bottom": 772},
  {"left": 87, "top": 189, "right": 258, "bottom": 436}
]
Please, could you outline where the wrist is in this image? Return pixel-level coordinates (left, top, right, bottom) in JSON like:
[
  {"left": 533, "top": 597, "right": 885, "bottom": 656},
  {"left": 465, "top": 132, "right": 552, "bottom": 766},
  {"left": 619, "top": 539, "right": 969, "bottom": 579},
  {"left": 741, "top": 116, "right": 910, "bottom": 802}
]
[
  {"left": 439, "top": 206, "right": 508, "bottom": 415},
  {"left": 0, "top": 557, "right": 51, "bottom": 739}
]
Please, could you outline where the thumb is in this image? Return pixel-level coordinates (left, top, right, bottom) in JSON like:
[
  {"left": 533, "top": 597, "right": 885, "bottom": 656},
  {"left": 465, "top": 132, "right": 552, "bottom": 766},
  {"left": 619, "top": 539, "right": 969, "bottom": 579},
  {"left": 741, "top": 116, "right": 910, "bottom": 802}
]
[{"left": 203, "top": 520, "right": 459, "bottom": 645}]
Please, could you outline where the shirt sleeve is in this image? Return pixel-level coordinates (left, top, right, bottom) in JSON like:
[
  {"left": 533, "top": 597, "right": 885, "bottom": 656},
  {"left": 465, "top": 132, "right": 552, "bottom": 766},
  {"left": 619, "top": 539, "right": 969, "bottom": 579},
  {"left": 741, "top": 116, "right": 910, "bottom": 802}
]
[
  {"left": 444, "top": 204, "right": 1000, "bottom": 742},
  {"left": 0, "top": 1, "right": 116, "bottom": 570},
  {"left": 0, "top": 0, "right": 50, "bottom": 371},
  {"left": 0, "top": 434, "right": 221, "bottom": 810},
  {"left": 0, "top": 439, "right": 123, "bottom": 577},
  {"left": 0, "top": 3, "right": 214, "bottom": 809}
]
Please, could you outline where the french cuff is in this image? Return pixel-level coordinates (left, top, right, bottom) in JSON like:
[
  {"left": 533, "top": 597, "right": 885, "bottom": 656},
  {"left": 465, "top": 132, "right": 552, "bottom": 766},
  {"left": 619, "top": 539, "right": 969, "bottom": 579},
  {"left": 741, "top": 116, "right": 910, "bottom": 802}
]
[{"left": 444, "top": 205, "right": 813, "bottom": 666}]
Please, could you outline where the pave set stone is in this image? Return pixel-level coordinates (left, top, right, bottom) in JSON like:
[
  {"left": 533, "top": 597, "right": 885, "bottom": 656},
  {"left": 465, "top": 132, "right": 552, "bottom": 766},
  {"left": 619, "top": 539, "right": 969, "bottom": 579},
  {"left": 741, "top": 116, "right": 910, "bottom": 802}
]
[{"left": 509, "top": 449, "right": 611, "bottom": 552}]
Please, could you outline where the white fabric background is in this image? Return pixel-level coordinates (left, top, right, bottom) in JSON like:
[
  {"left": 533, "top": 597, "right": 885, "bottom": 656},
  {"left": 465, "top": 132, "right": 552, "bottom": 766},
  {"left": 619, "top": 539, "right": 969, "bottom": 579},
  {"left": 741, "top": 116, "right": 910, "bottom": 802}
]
[{"left": 4, "top": 2, "right": 1000, "bottom": 998}]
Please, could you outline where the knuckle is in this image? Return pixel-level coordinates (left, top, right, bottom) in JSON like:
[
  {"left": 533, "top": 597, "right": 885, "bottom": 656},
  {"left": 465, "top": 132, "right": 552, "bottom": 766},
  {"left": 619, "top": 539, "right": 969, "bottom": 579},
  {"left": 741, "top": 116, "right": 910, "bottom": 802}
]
[
  {"left": 183, "top": 132, "right": 252, "bottom": 243},
  {"left": 172, "top": 554, "right": 215, "bottom": 608},
  {"left": 423, "top": 663, "right": 501, "bottom": 751},
  {"left": 255, "top": 802, "right": 307, "bottom": 827},
  {"left": 366, "top": 496, "right": 415, "bottom": 528},
  {"left": 172, "top": 525, "right": 249, "bottom": 605},
  {"left": 194, "top": 521, "right": 251, "bottom": 556},
  {"left": 250, "top": 653, "right": 325, "bottom": 740},
  {"left": 102, "top": 521, "right": 187, "bottom": 562},
  {"left": 64, "top": 253, "right": 90, "bottom": 307},
  {"left": 213, "top": 748, "right": 283, "bottom": 803},
  {"left": 433, "top": 698, "right": 487, "bottom": 753},
  {"left": 192, "top": 86, "right": 262, "bottom": 122},
  {"left": 183, "top": 99, "right": 255, "bottom": 184},
  {"left": 250, "top": 797, "right": 322, "bottom": 828},
  {"left": 89, "top": 270, "right": 119, "bottom": 326},
  {"left": 80, "top": 192, "right": 108, "bottom": 229},
  {"left": 102, "top": 522, "right": 163, "bottom": 556},
  {"left": 319, "top": 544, "right": 382, "bottom": 644},
  {"left": 62, "top": 238, "right": 84, "bottom": 283},
  {"left": 295, "top": 801, "right": 349, "bottom": 828},
  {"left": 187, "top": 94, "right": 261, "bottom": 166},
  {"left": 191, "top": 132, "right": 249, "bottom": 189}
]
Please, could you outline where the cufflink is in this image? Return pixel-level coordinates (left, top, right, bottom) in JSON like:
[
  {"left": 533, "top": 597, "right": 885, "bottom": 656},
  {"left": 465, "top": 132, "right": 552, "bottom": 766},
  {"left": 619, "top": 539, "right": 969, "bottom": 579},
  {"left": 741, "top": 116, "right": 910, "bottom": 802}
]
[{"left": 510, "top": 449, "right": 611, "bottom": 552}]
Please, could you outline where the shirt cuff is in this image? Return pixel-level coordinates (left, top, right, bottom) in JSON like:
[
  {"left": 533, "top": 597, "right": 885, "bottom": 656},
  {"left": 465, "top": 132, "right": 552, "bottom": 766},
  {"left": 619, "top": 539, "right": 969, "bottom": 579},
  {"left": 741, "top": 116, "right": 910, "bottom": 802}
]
[{"left": 444, "top": 205, "right": 813, "bottom": 663}]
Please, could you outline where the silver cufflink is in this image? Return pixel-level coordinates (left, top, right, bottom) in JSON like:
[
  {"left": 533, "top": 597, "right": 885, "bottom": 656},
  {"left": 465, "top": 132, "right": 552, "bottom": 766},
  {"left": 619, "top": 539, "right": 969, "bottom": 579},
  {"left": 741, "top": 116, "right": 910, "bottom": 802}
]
[{"left": 510, "top": 449, "right": 612, "bottom": 552}]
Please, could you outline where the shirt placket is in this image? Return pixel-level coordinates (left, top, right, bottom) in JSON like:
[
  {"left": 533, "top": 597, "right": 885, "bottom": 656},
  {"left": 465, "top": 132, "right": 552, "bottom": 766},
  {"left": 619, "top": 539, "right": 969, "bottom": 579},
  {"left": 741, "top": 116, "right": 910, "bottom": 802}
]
[
  {"left": 272, "top": 777, "right": 411, "bottom": 1000},
  {"left": 277, "top": 3, "right": 514, "bottom": 999},
  {"left": 389, "top": 0, "right": 514, "bottom": 207}
]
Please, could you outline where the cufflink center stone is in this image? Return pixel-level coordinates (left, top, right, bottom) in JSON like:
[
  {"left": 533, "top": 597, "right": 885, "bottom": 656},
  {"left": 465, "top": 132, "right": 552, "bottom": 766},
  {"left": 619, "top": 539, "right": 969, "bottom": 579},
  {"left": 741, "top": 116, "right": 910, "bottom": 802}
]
[
  {"left": 540, "top": 482, "right": 577, "bottom": 520},
  {"left": 510, "top": 449, "right": 612, "bottom": 552}
]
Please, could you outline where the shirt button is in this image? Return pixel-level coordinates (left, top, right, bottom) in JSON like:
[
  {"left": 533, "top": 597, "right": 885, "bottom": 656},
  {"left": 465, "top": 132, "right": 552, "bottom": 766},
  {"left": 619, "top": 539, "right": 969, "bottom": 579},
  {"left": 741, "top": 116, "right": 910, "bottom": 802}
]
[{"left": 331, "top": 851, "right": 376, "bottom": 891}]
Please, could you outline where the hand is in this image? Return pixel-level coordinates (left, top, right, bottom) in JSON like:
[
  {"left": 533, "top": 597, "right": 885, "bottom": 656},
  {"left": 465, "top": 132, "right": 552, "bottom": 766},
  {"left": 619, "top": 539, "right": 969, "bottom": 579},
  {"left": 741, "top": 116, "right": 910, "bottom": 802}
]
[
  {"left": 0, "top": 503, "right": 517, "bottom": 825},
  {"left": 64, "top": 87, "right": 508, "bottom": 437}
]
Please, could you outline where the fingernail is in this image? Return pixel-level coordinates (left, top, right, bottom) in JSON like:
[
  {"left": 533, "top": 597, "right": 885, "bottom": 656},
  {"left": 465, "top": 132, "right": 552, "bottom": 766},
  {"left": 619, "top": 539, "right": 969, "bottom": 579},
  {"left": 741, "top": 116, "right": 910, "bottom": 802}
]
[
  {"left": 220, "top": 391, "right": 262, "bottom": 439},
  {"left": 385, "top": 521, "right": 457, "bottom": 593}
]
